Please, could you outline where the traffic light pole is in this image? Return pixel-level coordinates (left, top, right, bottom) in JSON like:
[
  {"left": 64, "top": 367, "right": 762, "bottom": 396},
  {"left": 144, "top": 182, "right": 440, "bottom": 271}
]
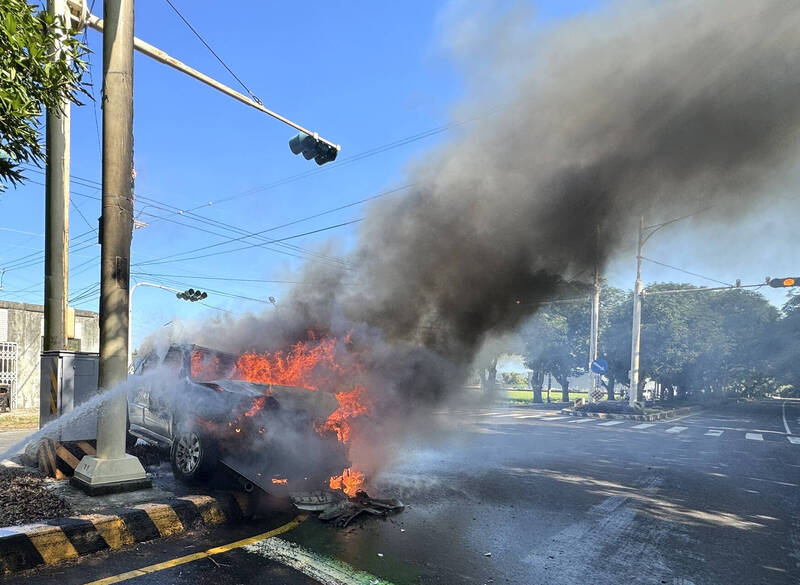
[
  {"left": 43, "top": 0, "right": 71, "bottom": 354},
  {"left": 588, "top": 264, "right": 600, "bottom": 403},
  {"left": 628, "top": 217, "right": 644, "bottom": 408},
  {"left": 79, "top": 11, "right": 339, "bottom": 153},
  {"left": 72, "top": 0, "right": 149, "bottom": 495}
]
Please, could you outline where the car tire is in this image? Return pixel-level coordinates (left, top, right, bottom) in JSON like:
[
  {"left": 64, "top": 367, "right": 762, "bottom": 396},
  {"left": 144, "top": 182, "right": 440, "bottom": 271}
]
[{"left": 170, "top": 423, "right": 218, "bottom": 484}]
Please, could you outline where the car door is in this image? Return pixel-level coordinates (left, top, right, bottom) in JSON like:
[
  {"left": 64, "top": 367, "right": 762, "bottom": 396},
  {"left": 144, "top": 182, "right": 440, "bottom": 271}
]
[{"left": 128, "top": 386, "right": 148, "bottom": 430}]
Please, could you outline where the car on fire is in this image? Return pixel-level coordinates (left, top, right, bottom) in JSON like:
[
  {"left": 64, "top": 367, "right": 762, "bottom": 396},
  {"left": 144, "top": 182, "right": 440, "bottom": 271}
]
[{"left": 128, "top": 344, "right": 349, "bottom": 491}]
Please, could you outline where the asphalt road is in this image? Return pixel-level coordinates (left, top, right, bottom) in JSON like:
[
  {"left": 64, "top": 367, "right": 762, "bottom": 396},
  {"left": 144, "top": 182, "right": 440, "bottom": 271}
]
[{"left": 9, "top": 400, "right": 800, "bottom": 585}]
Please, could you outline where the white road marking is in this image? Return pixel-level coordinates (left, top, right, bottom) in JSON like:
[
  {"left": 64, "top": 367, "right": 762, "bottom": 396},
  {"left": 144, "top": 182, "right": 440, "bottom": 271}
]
[
  {"left": 543, "top": 416, "right": 570, "bottom": 421},
  {"left": 631, "top": 423, "right": 655, "bottom": 429},
  {"left": 665, "top": 426, "right": 688, "bottom": 434},
  {"left": 567, "top": 418, "right": 595, "bottom": 423},
  {"left": 787, "top": 436, "right": 800, "bottom": 445},
  {"left": 782, "top": 401, "right": 792, "bottom": 435},
  {"left": 745, "top": 433, "right": 764, "bottom": 441},
  {"left": 517, "top": 414, "right": 547, "bottom": 419},
  {"left": 705, "top": 429, "right": 724, "bottom": 437},
  {"left": 244, "top": 537, "right": 395, "bottom": 585},
  {"left": 597, "top": 420, "right": 624, "bottom": 426}
]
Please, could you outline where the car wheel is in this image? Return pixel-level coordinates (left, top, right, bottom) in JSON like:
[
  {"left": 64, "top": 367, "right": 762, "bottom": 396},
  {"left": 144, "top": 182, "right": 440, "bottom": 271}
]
[{"left": 170, "top": 425, "right": 218, "bottom": 484}]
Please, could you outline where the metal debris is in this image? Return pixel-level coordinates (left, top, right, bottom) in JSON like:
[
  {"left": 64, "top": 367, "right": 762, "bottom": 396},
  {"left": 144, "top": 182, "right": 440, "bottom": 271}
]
[{"left": 314, "top": 490, "right": 404, "bottom": 528}]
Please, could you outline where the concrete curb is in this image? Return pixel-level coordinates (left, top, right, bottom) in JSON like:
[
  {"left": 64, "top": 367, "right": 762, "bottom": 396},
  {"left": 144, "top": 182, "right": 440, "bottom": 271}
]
[
  {"left": 559, "top": 405, "right": 701, "bottom": 421},
  {"left": 0, "top": 492, "right": 255, "bottom": 574}
]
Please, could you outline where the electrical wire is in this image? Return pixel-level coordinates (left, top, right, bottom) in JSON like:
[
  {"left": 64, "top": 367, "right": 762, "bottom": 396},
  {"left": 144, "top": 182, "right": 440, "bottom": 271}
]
[
  {"left": 640, "top": 256, "right": 731, "bottom": 287},
  {"left": 163, "top": 0, "right": 262, "bottom": 105},
  {"left": 132, "top": 272, "right": 296, "bottom": 284},
  {"left": 18, "top": 170, "right": 348, "bottom": 269},
  {"left": 132, "top": 184, "right": 408, "bottom": 267},
  {"left": 134, "top": 218, "right": 362, "bottom": 266}
]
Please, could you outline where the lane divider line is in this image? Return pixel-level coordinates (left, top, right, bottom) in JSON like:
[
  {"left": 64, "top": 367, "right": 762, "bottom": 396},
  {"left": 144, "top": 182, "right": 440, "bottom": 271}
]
[
  {"left": 244, "top": 536, "right": 396, "bottom": 585},
  {"left": 82, "top": 515, "right": 307, "bottom": 585}
]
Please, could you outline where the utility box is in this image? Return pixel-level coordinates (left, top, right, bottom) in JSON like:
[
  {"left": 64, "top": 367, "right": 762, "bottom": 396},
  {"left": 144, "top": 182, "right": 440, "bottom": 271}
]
[{"left": 39, "top": 351, "right": 99, "bottom": 441}]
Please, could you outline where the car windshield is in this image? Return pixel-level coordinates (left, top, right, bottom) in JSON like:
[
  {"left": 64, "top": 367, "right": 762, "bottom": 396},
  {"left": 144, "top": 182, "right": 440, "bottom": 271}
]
[{"left": 189, "top": 348, "right": 237, "bottom": 382}]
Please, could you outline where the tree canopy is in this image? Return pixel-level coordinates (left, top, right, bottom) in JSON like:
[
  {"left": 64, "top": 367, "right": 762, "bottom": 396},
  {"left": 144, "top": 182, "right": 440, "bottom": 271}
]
[
  {"left": 0, "top": 0, "right": 87, "bottom": 191},
  {"left": 519, "top": 280, "right": 797, "bottom": 402}
]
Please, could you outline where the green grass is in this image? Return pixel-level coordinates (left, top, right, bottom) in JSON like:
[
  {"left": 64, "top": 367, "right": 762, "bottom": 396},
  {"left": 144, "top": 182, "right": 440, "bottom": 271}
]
[{"left": 506, "top": 390, "right": 589, "bottom": 404}]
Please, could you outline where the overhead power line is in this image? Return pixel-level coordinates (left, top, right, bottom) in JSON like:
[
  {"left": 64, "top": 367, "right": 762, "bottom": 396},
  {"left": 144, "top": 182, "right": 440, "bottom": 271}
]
[
  {"left": 135, "top": 218, "right": 363, "bottom": 266},
  {"left": 133, "top": 184, "right": 408, "bottom": 267},
  {"left": 640, "top": 256, "right": 731, "bottom": 287},
  {"left": 163, "top": 0, "right": 262, "bottom": 105},
  {"left": 19, "top": 169, "right": 349, "bottom": 269}
]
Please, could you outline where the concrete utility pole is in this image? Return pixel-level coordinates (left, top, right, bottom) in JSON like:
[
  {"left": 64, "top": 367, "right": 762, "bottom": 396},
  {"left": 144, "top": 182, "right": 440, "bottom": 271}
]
[
  {"left": 628, "top": 216, "right": 644, "bottom": 408},
  {"left": 588, "top": 264, "right": 600, "bottom": 403},
  {"left": 43, "top": 0, "right": 71, "bottom": 353},
  {"left": 72, "top": 0, "right": 149, "bottom": 495}
]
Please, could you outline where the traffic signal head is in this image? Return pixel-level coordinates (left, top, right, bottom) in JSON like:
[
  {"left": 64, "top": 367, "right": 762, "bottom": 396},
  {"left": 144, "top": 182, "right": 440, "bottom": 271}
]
[
  {"left": 288, "top": 132, "right": 340, "bottom": 166},
  {"left": 768, "top": 277, "right": 799, "bottom": 288},
  {"left": 177, "top": 289, "right": 208, "bottom": 301}
]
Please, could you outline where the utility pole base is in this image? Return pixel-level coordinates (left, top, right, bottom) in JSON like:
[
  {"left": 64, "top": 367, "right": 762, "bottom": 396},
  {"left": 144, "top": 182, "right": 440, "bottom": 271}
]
[{"left": 70, "top": 454, "right": 151, "bottom": 496}]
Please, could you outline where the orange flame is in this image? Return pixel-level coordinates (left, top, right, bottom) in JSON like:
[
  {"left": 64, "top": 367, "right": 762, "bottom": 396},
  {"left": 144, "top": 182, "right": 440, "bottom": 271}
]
[
  {"left": 234, "top": 337, "right": 340, "bottom": 389},
  {"left": 271, "top": 478, "right": 288, "bottom": 485},
  {"left": 232, "top": 334, "right": 369, "bottom": 497},
  {"left": 329, "top": 468, "right": 365, "bottom": 497}
]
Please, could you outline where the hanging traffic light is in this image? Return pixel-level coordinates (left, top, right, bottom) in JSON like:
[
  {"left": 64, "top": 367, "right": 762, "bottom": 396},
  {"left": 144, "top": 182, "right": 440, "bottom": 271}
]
[
  {"left": 288, "top": 132, "right": 340, "bottom": 165},
  {"left": 176, "top": 289, "right": 208, "bottom": 301},
  {"left": 768, "top": 277, "right": 799, "bottom": 288}
]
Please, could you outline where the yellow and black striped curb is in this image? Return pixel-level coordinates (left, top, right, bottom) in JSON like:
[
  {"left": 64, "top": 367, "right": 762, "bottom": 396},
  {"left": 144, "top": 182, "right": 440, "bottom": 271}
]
[
  {"left": 560, "top": 405, "right": 701, "bottom": 421},
  {"left": 0, "top": 492, "right": 256, "bottom": 574}
]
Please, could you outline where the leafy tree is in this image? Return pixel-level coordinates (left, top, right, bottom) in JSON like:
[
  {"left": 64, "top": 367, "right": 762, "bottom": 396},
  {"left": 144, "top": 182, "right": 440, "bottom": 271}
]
[
  {"left": 521, "top": 283, "right": 591, "bottom": 402},
  {"left": 769, "top": 293, "right": 800, "bottom": 394},
  {"left": 0, "top": 0, "right": 87, "bottom": 190},
  {"left": 635, "top": 284, "right": 779, "bottom": 399},
  {"left": 596, "top": 285, "right": 629, "bottom": 400},
  {"left": 501, "top": 372, "right": 528, "bottom": 389}
]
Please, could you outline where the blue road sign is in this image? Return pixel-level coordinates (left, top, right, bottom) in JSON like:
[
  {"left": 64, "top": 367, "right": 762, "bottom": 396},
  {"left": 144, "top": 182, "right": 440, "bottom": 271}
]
[{"left": 590, "top": 359, "right": 608, "bottom": 374}]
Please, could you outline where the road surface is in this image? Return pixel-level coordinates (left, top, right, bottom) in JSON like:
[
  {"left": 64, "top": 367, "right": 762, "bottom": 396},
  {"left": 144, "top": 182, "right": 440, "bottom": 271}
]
[{"left": 10, "top": 400, "right": 800, "bottom": 585}]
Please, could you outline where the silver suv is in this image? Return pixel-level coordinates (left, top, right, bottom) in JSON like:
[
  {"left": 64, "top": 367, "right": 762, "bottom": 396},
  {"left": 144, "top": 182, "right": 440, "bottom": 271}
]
[{"left": 128, "top": 344, "right": 348, "bottom": 489}]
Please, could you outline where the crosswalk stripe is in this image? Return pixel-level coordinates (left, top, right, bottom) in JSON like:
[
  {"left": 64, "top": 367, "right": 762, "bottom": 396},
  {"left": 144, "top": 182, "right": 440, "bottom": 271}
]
[
  {"left": 787, "top": 436, "right": 800, "bottom": 445},
  {"left": 665, "top": 426, "right": 688, "bottom": 434},
  {"left": 704, "top": 429, "right": 724, "bottom": 436},
  {"left": 543, "top": 416, "right": 570, "bottom": 421},
  {"left": 597, "top": 420, "right": 624, "bottom": 426},
  {"left": 745, "top": 433, "right": 763, "bottom": 441},
  {"left": 567, "top": 418, "right": 595, "bottom": 423},
  {"left": 631, "top": 423, "right": 655, "bottom": 429}
]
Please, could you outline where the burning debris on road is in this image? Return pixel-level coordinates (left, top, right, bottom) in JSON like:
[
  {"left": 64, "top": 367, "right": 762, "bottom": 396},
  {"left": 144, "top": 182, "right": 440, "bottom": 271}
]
[{"left": 290, "top": 489, "right": 404, "bottom": 528}]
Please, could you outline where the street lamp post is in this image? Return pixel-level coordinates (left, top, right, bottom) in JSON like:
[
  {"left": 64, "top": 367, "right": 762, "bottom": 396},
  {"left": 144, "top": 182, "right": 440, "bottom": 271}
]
[{"left": 628, "top": 211, "right": 708, "bottom": 407}]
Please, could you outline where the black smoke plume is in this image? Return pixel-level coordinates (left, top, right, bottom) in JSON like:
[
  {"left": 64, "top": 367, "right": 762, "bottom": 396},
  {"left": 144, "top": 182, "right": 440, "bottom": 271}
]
[{"left": 147, "top": 0, "right": 800, "bottom": 472}]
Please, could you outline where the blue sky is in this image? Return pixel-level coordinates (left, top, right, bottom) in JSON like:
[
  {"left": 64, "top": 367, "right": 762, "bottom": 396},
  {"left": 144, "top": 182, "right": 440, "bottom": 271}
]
[{"left": 1, "top": 0, "right": 797, "bottom": 350}]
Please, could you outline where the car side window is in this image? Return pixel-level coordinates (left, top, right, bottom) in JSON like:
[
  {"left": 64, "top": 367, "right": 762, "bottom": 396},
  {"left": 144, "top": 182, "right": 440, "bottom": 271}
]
[{"left": 133, "top": 387, "right": 149, "bottom": 405}]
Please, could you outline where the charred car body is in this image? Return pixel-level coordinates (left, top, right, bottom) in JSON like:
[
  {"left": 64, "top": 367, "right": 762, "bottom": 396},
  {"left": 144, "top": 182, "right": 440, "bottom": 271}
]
[{"left": 128, "top": 344, "right": 348, "bottom": 491}]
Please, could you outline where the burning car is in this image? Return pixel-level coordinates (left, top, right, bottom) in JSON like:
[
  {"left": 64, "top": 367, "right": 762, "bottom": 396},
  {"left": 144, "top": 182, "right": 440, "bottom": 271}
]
[{"left": 128, "top": 344, "right": 349, "bottom": 492}]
